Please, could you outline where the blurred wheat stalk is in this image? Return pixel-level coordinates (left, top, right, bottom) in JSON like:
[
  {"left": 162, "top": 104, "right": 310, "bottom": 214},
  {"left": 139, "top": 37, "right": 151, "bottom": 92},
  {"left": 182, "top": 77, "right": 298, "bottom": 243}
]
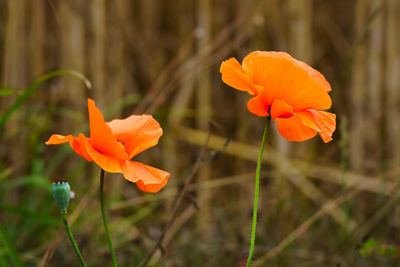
[{"left": 1, "top": 0, "right": 399, "bottom": 266}]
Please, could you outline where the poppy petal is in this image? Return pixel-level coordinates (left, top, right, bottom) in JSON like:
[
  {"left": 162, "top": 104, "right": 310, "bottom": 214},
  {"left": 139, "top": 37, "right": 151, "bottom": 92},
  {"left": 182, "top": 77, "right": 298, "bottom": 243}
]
[
  {"left": 242, "top": 51, "right": 331, "bottom": 111},
  {"left": 295, "top": 60, "right": 331, "bottom": 92},
  {"left": 121, "top": 161, "right": 170, "bottom": 193},
  {"left": 46, "top": 134, "right": 93, "bottom": 161},
  {"left": 247, "top": 93, "right": 269, "bottom": 117},
  {"left": 121, "top": 161, "right": 169, "bottom": 184},
  {"left": 88, "top": 99, "right": 129, "bottom": 160},
  {"left": 270, "top": 99, "right": 293, "bottom": 120},
  {"left": 136, "top": 178, "right": 169, "bottom": 193},
  {"left": 84, "top": 138, "right": 122, "bottom": 173},
  {"left": 308, "top": 110, "right": 336, "bottom": 143},
  {"left": 45, "top": 134, "right": 74, "bottom": 145},
  {"left": 70, "top": 133, "right": 93, "bottom": 161},
  {"left": 220, "top": 58, "right": 262, "bottom": 95},
  {"left": 276, "top": 112, "right": 318, "bottom": 142},
  {"left": 107, "top": 115, "right": 163, "bottom": 159}
]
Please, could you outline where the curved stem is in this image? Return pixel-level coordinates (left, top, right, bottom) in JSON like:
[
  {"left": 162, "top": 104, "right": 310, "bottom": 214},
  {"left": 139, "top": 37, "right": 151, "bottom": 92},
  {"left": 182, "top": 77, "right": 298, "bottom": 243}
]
[
  {"left": 246, "top": 116, "right": 271, "bottom": 267},
  {"left": 62, "top": 212, "right": 86, "bottom": 267},
  {"left": 99, "top": 169, "right": 118, "bottom": 267}
]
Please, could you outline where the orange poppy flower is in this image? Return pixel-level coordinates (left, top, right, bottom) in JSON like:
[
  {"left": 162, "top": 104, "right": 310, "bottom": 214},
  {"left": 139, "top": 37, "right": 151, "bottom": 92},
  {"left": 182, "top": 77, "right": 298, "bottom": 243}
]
[
  {"left": 220, "top": 51, "right": 336, "bottom": 143},
  {"left": 46, "top": 99, "right": 170, "bottom": 193}
]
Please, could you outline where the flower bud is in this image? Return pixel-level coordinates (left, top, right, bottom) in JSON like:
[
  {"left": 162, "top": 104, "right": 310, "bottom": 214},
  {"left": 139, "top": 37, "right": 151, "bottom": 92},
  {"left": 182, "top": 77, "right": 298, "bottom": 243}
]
[{"left": 52, "top": 179, "right": 71, "bottom": 212}]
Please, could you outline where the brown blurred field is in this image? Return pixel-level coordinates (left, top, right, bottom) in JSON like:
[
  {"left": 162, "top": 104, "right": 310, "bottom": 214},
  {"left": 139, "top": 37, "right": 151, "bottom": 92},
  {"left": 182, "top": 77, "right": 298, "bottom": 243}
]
[{"left": 1, "top": 0, "right": 400, "bottom": 266}]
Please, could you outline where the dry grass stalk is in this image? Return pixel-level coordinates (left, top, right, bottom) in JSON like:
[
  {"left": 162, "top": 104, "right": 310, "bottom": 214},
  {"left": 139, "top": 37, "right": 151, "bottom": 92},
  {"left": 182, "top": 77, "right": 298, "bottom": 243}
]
[
  {"left": 195, "top": 0, "right": 213, "bottom": 239},
  {"left": 177, "top": 126, "right": 395, "bottom": 196},
  {"left": 366, "top": 0, "right": 384, "bottom": 168},
  {"left": 252, "top": 188, "right": 362, "bottom": 266},
  {"left": 58, "top": 0, "right": 87, "bottom": 125},
  {"left": 385, "top": 0, "right": 400, "bottom": 169},
  {"left": 349, "top": 0, "right": 368, "bottom": 170}
]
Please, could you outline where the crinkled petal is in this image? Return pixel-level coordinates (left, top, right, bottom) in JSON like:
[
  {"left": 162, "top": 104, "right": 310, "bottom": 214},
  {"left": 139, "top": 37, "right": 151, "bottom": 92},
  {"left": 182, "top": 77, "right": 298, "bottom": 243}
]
[
  {"left": 270, "top": 99, "right": 293, "bottom": 120},
  {"left": 70, "top": 133, "right": 93, "bottom": 161},
  {"left": 84, "top": 138, "right": 122, "bottom": 173},
  {"left": 46, "top": 134, "right": 93, "bottom": 161},
  {"left": 277, "top": 109, "right": 336, "bottom": 143},
  {"left": 107, "top": 115, "right": 162, "bottom": 159},
  {"left": 242, "top": 51, "right": 331, "bottom": 111},
  {"left": 220, "top": 58, "right": 262, "bottom": 95},
  {"left": 276, "top": 111, "right": 318, "bottom": 142},
  {"left": 45, "top": 134, "right": 74, "bottom": 145},
  {"left": 247, "top": 93, "right": 269, "bottom": 117},
  {"left": 121, "top": 161, "right": 169, "bottom": 184},
  {"left": 121, "top": 161, "right": 170, "bottom": 193},
  {"left": 136, "top": 178, "right": 169, "bottom": 193},
  {"left": 308, "top": 110, "right": 336, "bottom": 143},
  {"left": 88, "top": 99, "right": 129, "bottom": 160},
  {"left": 295, "top": 60, "right": 331, "bottom": 92}
]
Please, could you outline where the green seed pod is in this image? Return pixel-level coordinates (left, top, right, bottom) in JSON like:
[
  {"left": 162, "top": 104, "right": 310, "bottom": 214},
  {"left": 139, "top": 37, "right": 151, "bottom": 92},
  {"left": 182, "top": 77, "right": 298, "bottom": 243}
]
[{"left": 52, "top": 179, "right": 71, "bottom": 212}]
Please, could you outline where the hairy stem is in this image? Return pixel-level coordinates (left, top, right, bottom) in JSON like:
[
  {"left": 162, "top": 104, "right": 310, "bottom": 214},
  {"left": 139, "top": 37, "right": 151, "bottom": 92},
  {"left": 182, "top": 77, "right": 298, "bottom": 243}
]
[
  {"left": 62, "top": 212, "right": 86, "bottom": 267},
  {"left": 246, "top": 116, "right": 271, "bottom": 267},
  {"left": 100, "top": 169, "right": 118, "bottom": 267}
]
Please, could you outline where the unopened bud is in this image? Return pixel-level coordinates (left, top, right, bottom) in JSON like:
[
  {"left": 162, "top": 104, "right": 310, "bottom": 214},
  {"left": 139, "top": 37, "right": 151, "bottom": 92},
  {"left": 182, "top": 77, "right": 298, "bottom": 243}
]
[{"left": 52, "top": 179, "right": 71, "bottom": 212}]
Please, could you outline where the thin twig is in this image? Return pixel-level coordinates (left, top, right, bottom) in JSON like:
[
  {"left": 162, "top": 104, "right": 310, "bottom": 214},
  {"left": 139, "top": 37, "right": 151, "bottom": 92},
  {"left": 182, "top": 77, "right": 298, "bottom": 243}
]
[
  {"left": 252, "top": 188, "right": 362, "bottom": 266},
  {"left": 354, "top": 181, "right": 400, "bottom": 242},
  {"left": 178, "top": 126, "right": 396, "bottom": 196},
  {"left": 110, "top": 172, "right": 271, "bottom": 210},
  {"left": 138, "top": 131, "right": 213, "bottom": 267}
]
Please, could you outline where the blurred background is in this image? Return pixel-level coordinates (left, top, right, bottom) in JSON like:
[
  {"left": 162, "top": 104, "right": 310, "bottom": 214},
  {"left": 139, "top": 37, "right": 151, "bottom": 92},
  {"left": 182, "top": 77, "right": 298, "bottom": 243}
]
[{"left": 1, "top": 0, "right": 400, "bottom": 266}]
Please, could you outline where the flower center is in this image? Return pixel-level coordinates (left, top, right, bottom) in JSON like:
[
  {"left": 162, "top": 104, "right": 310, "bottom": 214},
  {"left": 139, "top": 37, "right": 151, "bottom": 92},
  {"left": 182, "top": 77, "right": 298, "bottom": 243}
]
[{"left": 116, "top": 139, "right": 126, "bottom": 151}]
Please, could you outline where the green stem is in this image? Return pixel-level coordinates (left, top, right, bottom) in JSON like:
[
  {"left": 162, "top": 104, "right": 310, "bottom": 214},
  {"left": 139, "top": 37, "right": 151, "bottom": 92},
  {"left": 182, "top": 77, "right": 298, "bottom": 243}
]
[
  {"left": 99, "top": 169, "right": 118, "bottom": 267},
  {"left": 246, "top": 116, "right": 271, "bottom": 267},
  {"left": 62, "top": 212, "right": 86, "bottom": 267}
]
